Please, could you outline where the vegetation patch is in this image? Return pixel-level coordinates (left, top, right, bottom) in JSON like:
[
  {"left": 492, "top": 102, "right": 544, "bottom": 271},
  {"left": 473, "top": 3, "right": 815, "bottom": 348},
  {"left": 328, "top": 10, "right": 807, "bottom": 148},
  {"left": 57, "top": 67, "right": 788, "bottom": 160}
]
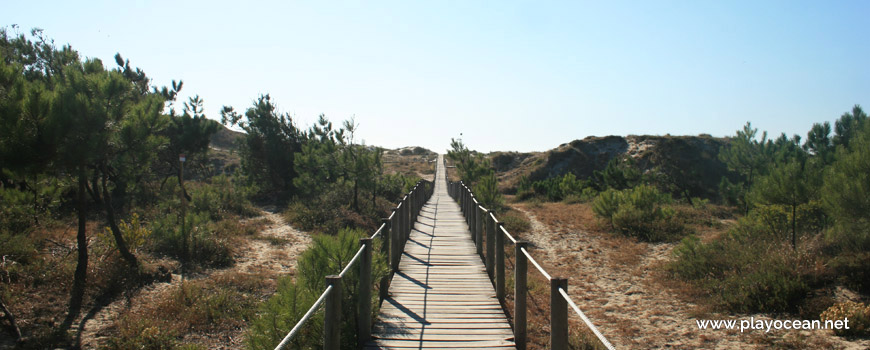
[{"left": 246, "top": 228, "right": 389, "bottom": 350}]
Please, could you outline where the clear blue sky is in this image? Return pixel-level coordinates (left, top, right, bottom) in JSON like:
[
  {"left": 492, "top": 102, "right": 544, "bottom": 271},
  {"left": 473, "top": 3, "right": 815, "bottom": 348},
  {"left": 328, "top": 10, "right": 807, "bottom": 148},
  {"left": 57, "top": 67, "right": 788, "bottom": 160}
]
[{"left": 5, "top": 1, "right": 869, "bottom": 152}]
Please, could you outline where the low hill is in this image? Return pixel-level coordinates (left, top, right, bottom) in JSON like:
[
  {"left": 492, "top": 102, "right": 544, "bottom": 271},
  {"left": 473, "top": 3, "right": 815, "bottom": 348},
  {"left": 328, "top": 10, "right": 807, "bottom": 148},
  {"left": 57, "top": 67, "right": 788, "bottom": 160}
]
[
  {"left": 493, "top": 134, "right": 732, "bottom": 199},
  {"left": 209, "top": 122, "right": 245, "bottom": 151}
]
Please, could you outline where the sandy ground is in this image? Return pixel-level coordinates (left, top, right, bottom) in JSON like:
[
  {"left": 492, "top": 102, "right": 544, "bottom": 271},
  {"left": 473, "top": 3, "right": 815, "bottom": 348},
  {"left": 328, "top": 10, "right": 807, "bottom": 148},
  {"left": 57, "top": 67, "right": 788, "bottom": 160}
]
[
  {"left": 76, "top": 208, "right": 311, "bottom": 349},
  {"left": 513, "top": 206, "right": 870, "bottom": 350}
]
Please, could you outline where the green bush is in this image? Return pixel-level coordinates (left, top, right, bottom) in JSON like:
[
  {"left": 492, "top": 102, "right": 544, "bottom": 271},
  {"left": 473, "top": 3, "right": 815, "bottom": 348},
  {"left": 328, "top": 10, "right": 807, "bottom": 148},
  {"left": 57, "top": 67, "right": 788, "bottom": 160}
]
[
  {"left": 475, "top": 173, "right": 503, "bottom": 210},
  {"left": 284, "top": 185, "right": 378, "bottom": 235},
  {"left": 500, "top": 211, "right": 531, "bottom": 234},
  {"left": 593, "top": 185, "right": 683, "bottom": 241},
  {"left": 190, "top": 175, "right": 258, "bottom": 220},
  {"left": 0, "top": 178, "right": 62, "bottom": 234},
  {"left": 0, "top": 231, "right": 36, "bottom": 264},
  {"left": 247, "top": 228, "right": 389, "bottom": 350},
  {"left": 246, "top": 278, "right": 318, "bottom": 349},
  {"left": 717, "top": 257, "right": 807, "bottom": 313},
  {"left": 149, "top": 211, "right": 234, "bottom": 268},
  {"left": 827, "top": 252, "right": 870, "bottom": 294},
  {"left": 668, "top": 218, "right": 810, "bottom": 313},
  {"left": 591, "top": 188, "right": 620, "bottom": 227},
  {"left": 517, "top": 173, "right": 592, "bottom": 202}
]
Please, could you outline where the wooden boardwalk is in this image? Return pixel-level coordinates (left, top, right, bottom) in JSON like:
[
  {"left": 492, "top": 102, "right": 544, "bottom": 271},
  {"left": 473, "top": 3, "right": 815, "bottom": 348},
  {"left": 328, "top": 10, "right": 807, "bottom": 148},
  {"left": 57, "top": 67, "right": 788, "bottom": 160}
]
[{"left": 366, "top": 155, "right": 516, "bottom": 349}]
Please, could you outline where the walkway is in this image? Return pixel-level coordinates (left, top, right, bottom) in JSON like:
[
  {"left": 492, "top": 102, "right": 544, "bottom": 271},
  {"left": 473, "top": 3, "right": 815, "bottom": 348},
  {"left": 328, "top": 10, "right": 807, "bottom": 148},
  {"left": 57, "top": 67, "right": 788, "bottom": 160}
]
[{"left": 365, "top": 155, "right": 516, "bottom": 349}]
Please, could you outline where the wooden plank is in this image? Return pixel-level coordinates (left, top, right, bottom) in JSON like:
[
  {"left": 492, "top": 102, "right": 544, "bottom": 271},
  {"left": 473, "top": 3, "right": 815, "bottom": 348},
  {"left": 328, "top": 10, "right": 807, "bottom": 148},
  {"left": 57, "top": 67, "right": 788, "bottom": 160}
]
[
  {"left": 373, "top": 328, "right": 514, "bottom": 336},
  {"left": 374, "top": 322, "right": 513, "bottom": 330},
  {"left": 367, "top": 156, "right": 515, "bottom": 349},
  {"left": 374, "top": 333, "right": 513, "bottom": 341},
  {"left": 370, "top": 339, "right": 516, "bottom": 347},
  {"left": 366, "top": 347, "right": 515, "bottom": 350}
]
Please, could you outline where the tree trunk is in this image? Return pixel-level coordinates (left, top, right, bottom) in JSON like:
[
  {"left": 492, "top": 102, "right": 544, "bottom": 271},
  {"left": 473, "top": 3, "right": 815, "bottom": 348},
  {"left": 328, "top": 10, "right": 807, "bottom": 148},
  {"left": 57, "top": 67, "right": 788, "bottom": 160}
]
[
  {"left": 353, "top": 179, "right": 359, "bottom": 212},
  {"left": 683, "top": 189, "right": 694, "bottom": 207},
  {"left": 792, "top": 201, "right": 797, "bottom": 250},
  {"left": 371, "top": 182, "right": 377, "bottom": 211},
  {"left": 0, "top": 295, "right": 22, "bottom": 342},
  {"left": 88, "top": 173, "right": 102, "bottom": 206},
  {"left": 100, "top": 167, "right": 139, "bottom": 269},
  {"left": 60, "top": 169, "right": 89, "bottom": 332}
]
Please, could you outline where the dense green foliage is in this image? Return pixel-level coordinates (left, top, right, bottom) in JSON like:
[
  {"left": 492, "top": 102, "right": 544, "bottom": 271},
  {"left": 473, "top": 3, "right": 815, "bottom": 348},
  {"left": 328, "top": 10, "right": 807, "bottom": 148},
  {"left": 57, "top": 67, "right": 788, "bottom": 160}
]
[
  {"left": 222, "top": 101, "right": 415, "bottom": 234},
  {"left": 668, "top": 218, "right": 810, "bottom": 313},
  {"left": 0, "top": 28, "right": 242, "bottom": 346},
  {"left": 670, "top": 105, "right": 870, "bottom": 316},
  {"left": 592, "top": 185, "right": 682, "bottom": 241},
  {"left": 446, "top": 138, "right": 503, "bottom": 210},
  {"left": 221, "top": 95, "right": 302, "bottom": 198},
  {"left": 517, "top": 172, "right": 596, "bottom": 202}
]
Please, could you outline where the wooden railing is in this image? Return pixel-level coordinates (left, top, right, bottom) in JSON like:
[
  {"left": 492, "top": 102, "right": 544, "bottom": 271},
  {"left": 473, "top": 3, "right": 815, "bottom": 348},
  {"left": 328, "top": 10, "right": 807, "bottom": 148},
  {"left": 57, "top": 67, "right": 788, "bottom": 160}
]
[
  {"left": 447, "top": 177, "right": 616, "bottom": 350},
  {"left": 273, "top": 177, "right": 434, "bottom": 350}
]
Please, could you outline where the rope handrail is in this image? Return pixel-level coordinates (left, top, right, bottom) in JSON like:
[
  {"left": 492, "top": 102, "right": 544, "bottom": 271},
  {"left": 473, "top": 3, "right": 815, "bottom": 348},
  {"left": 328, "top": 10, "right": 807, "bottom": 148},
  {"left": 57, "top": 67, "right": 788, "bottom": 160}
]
[
  {"left": 521, "top": 246, "right": 551, "bottom": 280},
  {"left": 339, "top": 246, "right": 365, "bottom": 278},
  {"left": 499, "top": 225, "right": 517, "bottom": 244},
  {"left": 371, "top": 222, "right": 386, "bottom": 240},
  {"left": 274, "top": 285, "right": 334, "bottom": 350},
  {"left": 559, "top": 287, "right": 616, "bottom": 350}
]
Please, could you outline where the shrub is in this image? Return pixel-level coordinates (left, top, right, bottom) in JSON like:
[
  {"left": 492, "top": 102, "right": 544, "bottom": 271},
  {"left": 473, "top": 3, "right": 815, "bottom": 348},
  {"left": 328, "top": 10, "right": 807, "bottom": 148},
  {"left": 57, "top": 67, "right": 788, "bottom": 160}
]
[
  {"left": 500, "top": 211, "right": 531, "bottom": 234},
  {"left": 517, "top": 173, "right": 592, "bottom": 202},
  {"left": 247, "top": 228, "right": 389, "bottom": 350},
  {"left": 190, "top": 175, "right": 258, "bottom": 220},
  {"left": 593, "top": 185, "right": 683, "bottom": 241},
  {"left": 717, "top": 257, "right": 807, "bottom": 313},
  {"left": 591, "top": 188, "right": 620, "bottom": 227},
  {"left": 0, "top": 177, "right": 62, "bottom": 234},
  {"left": 109, "top": 279, "right": 256, "bottom": 350},
  {"left": 0, "top": 231, "right": 36, "bottom": 266},
  {"left": 99, "top": 213, "right": 150, "bottom": 252},
  {"left": 149, "top": 211, "right": 234, "bottom": 268},
  {"left": 820, "top": 301, "right": 870, "bottom": 337},
  {"left": 475, "top": 173, "right": 503, "bottom": 211},
  {"left": 827, "top": 252, "right": 870, "bottom": 294},
  {"left": 669, "top": 217, "right": 812, "bottom": 313}
]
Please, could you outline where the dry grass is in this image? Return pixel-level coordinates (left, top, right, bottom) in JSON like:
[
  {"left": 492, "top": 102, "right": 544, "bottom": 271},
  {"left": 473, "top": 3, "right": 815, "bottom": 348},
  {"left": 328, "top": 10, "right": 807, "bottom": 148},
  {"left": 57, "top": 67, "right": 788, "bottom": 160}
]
[
  {"left": 0, "top": 220, "right": 179, "bottom": 349},
  {"left": 383, "top": 153, "right": 437, "bottom": 181},
  {"left": 107, "top": 270, "right": 270, "bottom": 349}
]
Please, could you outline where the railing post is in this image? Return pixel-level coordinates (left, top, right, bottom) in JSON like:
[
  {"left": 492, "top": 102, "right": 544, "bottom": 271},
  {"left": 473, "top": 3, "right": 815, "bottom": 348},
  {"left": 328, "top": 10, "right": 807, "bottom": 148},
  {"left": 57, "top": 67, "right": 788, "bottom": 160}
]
[
  {"left": 470, "top": 198, "right": 477, "bottom": 242},
  {"left": 399, "top": 198, "right": 406, "bottom": 248},
  {"left": 456, "top": 182, "right": 461, "bottom": 207},
  {"left": 324, "top": 275, "right": 342, "bottom": 350},
  {"left": 381, "top": 217, "right": 390, "bottom": 262},
  {"left": 358, "top": 238, "right": 372, "bottom": 345},
  {"left": 485, "top": 210, "right": 494, "bottom": 279},
  {"left": 496, "top": 222, "right": 505, "bottom": 302},
  {"left": 550, "top": 277, "right": 568, "bottom": 350},
  {"left": 416, "top": 182, "right": 421, "bottom": 212},
  {"left": 462, "top": 187, "right": 472, "bottom": 225},
  {"left": 515, "top": 241, "right": 528, "bottom": 350},
  {"left": 475, "top": 205, "right": 483, "bottom": 257},
  {"left": 391, "top": 208, "right": 400, "bottom": 273},
  {"left": 404, "top": 195, "right": 411, "bottom": 241},
  {"left": 467, "top": 192, "right": 473, "bottom": 228},
  {"left": 459, "top": 182, "right": 464, "bottom": 215}
]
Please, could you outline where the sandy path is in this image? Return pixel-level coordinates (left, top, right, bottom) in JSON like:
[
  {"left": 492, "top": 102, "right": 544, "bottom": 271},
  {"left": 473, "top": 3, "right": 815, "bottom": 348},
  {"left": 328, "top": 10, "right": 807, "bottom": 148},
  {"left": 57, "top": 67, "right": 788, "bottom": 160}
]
[
  {"left": 77, "top": 208, "right": 310, "bottom": 349},
  {"left": 513, "top": 205, "right": 870, "bottom": 349},
  {"left": 515, "top": 207, "right": 756, "bottom": 349},
  {"left": 233, "top": 209, "right": 311, "bottom": 277}
]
